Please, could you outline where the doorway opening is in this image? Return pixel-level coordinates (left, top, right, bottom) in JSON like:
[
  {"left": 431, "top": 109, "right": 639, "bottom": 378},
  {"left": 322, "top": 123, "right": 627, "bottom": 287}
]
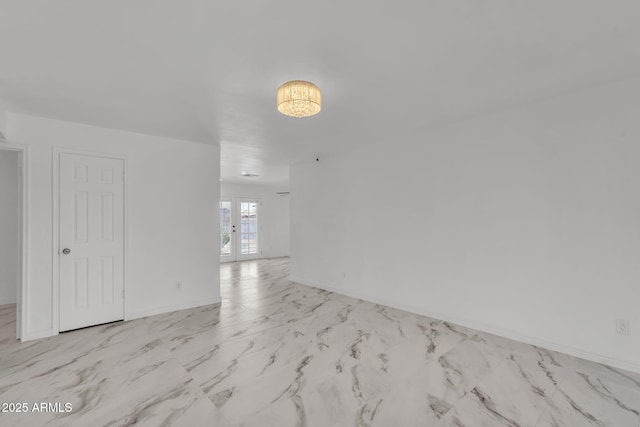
[{"left": 0, "top": 142, "right": 27, "bottom": 342}]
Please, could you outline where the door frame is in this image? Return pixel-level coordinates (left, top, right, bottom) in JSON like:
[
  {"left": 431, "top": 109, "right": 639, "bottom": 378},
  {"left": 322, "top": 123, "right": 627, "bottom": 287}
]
[
  {"left": 0, "top": 141, "right": 29, "bottom": 341},
  {"left": 219, "top": 199, "right": 235, "bottom": 263},
  {"left": 219, "top": 197, "right": 263, "bottom": 263},
  {"left": 52, "top": 147, "right": 129, "bottom": 334}
]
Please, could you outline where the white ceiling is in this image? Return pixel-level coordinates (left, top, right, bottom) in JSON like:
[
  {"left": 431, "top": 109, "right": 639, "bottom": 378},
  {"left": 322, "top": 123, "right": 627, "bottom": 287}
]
[{"left": 1, "top": 1, "right": 640, "bottom": 186}]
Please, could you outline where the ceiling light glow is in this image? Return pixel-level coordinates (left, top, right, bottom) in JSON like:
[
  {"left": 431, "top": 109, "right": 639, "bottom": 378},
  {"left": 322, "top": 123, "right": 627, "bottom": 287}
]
[{"left": 276, "top": 80, "right": 321, "bottom": 118}]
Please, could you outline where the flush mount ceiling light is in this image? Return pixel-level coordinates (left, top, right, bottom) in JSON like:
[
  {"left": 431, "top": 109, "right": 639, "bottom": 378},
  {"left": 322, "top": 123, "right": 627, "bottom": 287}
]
[
  {"left": 241, "top": 172, "right": 259, "bottom": 177},
  {"left": 276, "top": 80, "right": 322, "bottom": 118}
]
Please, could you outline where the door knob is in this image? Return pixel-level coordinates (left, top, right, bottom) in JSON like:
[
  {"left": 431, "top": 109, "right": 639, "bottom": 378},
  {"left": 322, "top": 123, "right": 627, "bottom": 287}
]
[{"left": 62, "top": 248, "right": 71, "bottom": 255}]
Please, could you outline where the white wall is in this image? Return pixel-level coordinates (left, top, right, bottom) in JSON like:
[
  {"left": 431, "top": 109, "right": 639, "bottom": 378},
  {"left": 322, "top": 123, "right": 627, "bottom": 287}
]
[
  {"left": 0, "top": 110, "right": 6, "bottom": 140},
  {"left": 0, "top": 149, "right": 19, "bottom": 305},
  {"left": 291, "top": 77, "right": 640, "bottom": 373},
  {"left": 6, "top": 113, "right": 220, "bottom": 340},
  {"left": 221, "top": 182, "right": 290, "bottom": 259}
]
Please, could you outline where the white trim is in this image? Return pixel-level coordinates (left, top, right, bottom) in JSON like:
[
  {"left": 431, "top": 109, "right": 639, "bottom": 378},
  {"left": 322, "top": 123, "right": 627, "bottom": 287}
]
[
  {"left": 0, "top": 142, "right": 29, "bottom": 341},
  {"left": 0, "top": 298, "right": 17, "bottom": 305},
  {"left": 290, "top": 276, "right": 640, "bottom": 375},
  {"left": 21, "top": 329, "right": 56, "bottom": 342},
  {"left": 52, "top": 147, "right": 129, "bottom": 335},
  {"left": 290, "top": 276, "right": 321, "bottom": 287},
  {"left": 125, "top": 297, "right": 222, "bottom": 320}
]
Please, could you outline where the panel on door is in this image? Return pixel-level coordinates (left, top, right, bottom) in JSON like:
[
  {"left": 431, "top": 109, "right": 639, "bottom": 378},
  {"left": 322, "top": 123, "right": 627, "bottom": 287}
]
[
  {"left": 59, "top": 153, "right": 125, "bottom": 332},
  {"left": 236, "top": 199, "right": 261, "bottom": 261},
  {"left": 239, "top": 201, "right": 258, "bottom": 256}
]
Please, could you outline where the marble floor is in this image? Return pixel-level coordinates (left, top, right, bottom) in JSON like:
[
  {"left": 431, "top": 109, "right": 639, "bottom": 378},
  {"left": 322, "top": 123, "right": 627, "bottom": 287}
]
[{"left": 1, "top": 257, "right": 639, "bottom": 426}]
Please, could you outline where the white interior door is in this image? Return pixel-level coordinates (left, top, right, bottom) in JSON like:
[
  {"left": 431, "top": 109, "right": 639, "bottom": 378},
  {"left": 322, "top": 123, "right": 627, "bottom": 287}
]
[
  {"left": 220, "top": 198, "right": 261, "bottom": 262},
  {"left": 59, "top": 153, "right": 125, "bottom": 332}
]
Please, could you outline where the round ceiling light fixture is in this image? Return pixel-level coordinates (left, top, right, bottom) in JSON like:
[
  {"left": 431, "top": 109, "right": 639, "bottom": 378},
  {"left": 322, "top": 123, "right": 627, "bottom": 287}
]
[{"left": 276, "top": 80, "right": 322, "bottom": 118}]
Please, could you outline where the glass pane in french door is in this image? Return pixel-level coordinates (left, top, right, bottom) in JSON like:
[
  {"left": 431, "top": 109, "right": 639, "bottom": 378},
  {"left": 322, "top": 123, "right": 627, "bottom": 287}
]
[
  {"left": 220, "top": 201, "right": 232, "bottom": 256},
  {"left": 240, "top": 201, "right": 258, "bottom": 255}
]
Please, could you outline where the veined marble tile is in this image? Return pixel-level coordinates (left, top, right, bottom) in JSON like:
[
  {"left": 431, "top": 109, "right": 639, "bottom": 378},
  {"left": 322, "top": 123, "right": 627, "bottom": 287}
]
[
  {"left": 144, "top": 301, "right": 275, "bottom": 355},
  {"left": 203, "top": 357, "right": 305, "bottom": 426},
  {"left": 235, "top": 284, "right": 332, "bottom": 310},
  {"left": 0, "top": 320, "right": 173, "bottom": 401},
  {"left": 0, "top": 304, "right": 17, "bottom": 349},
  {"left": 297, "top": 373, "right": 364, "bottom": 426},
  {"left": 1, "top": 257, "right": 639, "bottom": 427},
  {"left": 369, "top": 375, "right": 454, "bottom": 426},
  {"left": 471, "top": 328, "right": 537, "bottom": 355},
  {"left": 253, "top": 296, "right": 350, "bottom": 327},
  {"left": 161, "top": 316, "right": 279, "bottom": 358},
  {"left": 434, "top": 347, "right": 575, "bottom": 427},
  {"left": 418, "top": 339, "right": 511, "bottom": 412},
  {"left": 382, "top": 319, "right": 472, "bottom": 368},
  {"left": 144, "top": 300, "right": 264, "bottom": 334},
  {"left": 2, "top": 358, "right": 221, "bottom": 427},
  {"left": 168, "top": 319, "right": 292, "bottom": 370},
  {"left": 536, "top": 369, "right": 640, "bottom": 427},
  {"left": 565, "top": 357, "right": 640, "bottom": 392},
  {"left": 1, "top": 318, "right": 157, "bottom": 381},
  {"left": 186, "top": 330, "right": 310, "bottom": 396}
]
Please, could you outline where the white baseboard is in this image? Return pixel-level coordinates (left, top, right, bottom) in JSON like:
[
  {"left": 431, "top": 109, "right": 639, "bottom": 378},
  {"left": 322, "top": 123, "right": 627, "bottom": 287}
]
[
  {"left": 126, "top": 297, "right": 222, "bottom": 320},
  {"left": 0, "top": 297, "right": 17, "bottom": 305},
  {"left": 290, "top": 276, "right": 640, "bottom": 375},
  {"left": 290, "top": 276, "right": 322, "bottom": 287},
  {"left": 262, "top": 254, "right": 291, "bottom": 260},
  {"left": 19, "top": 298, "right": 223, "bottom": 342}
]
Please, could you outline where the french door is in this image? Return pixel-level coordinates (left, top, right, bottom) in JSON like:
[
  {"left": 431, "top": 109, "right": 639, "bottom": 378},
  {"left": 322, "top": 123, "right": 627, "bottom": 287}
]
[{"left": 220, "top": 198, "right": 262, "bottom": 262}]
